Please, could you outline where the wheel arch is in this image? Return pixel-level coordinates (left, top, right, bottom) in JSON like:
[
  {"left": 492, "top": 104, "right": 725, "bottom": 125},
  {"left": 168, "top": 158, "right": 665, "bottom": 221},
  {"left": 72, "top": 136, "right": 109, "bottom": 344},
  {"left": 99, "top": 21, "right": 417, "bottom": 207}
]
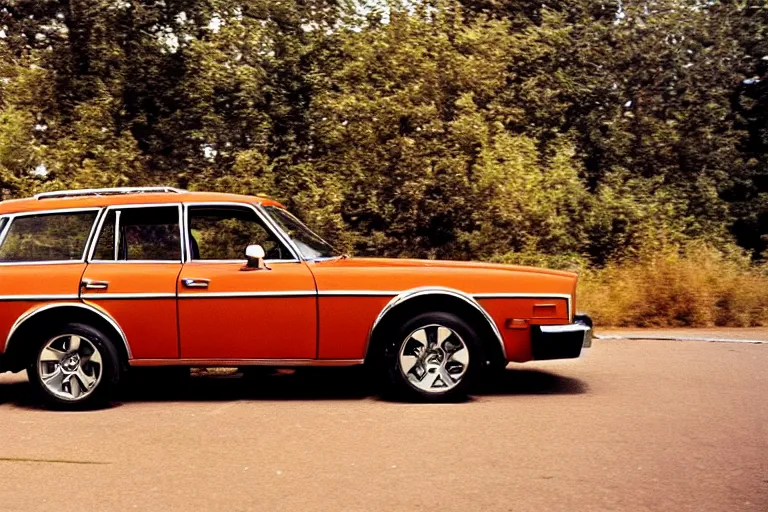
[
  {"left": 365, "top": 287, "right": 506, "bottom": 366},
  {"left": 3, "top": 302, "right": 130, "bottom": 372}
]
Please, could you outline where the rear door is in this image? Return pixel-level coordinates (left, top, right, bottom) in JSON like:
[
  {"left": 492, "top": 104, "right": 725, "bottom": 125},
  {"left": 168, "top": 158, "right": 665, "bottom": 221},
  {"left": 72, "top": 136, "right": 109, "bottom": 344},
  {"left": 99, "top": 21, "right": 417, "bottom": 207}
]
[
  {"left": 0, "top": 209, "right": 100, "bottom": 352},
  {"left": 80, "top": 204, "right": 183, "bottom": 359}
]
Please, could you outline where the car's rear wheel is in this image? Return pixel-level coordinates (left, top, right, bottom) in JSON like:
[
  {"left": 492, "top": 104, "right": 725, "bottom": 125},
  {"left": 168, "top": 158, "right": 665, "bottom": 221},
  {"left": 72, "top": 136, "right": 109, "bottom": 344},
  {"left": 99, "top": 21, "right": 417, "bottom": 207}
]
[
  {"left": 382, "top": 311, "right": 481, "bottom": 401},
  {"left": 28, "top": 323, "right": 121, "bottom": 410}
]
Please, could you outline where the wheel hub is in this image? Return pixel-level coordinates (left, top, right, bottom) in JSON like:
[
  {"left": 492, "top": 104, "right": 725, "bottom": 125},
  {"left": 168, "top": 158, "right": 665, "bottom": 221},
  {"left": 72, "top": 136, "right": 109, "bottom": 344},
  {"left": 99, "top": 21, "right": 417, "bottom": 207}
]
[
  {"left": 61, "top": 354, "right": 80, "bottom": 372},
  {"left": 398, "top": 324, "right": 469, "bottom": 393},
  {"left": 37, "top": 334, "right": 103, "bottom": 402}
]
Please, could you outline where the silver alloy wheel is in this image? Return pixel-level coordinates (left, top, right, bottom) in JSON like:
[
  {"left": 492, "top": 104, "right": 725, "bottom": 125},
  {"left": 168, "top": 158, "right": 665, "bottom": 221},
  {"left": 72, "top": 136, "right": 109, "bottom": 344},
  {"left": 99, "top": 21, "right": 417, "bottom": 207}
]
[
  {"left": 398, "top": 324, "right": 469, "bottom": 393},
  {"left": 37, "top": 334, "right": 103, "bottom": 401}
]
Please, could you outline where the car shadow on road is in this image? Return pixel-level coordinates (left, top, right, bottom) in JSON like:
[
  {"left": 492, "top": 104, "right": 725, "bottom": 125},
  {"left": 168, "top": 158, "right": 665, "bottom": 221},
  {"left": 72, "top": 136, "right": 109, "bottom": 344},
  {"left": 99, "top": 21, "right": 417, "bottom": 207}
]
[
  {"left": 480, "top": 368, "right": 588, "bottom": 396},
  {"left": 0, "top": 379, "right": 32, "bottom": 407},
  {"left": 0, "top": 366, "right": 587, "bottom": 408}
]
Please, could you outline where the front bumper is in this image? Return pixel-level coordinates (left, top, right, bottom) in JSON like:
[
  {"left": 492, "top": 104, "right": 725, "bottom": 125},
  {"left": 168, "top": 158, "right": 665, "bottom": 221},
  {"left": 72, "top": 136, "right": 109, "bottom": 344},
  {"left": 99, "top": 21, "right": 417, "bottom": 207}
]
[{"left": 531, "top": 320, "right": 592, "bottom": 360}]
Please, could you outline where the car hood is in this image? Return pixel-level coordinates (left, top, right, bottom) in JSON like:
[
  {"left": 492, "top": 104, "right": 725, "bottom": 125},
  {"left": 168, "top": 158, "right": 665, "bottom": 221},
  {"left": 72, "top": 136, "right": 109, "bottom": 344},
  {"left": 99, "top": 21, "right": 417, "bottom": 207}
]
[{"left": 316, "top": 257, "right": 577, "bottom": 278}]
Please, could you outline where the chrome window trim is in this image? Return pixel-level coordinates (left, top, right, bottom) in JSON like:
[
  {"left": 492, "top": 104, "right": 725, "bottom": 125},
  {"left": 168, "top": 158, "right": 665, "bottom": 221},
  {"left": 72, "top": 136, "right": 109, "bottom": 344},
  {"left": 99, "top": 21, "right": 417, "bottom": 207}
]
[
  {"left": 87, "top": 206, "right": 111, "bottom": 262},
  {"left": 86, "top": 203, "right": 184, "bottom": 264},
  {"left": 182, "top": 202, "right": 301, "bottom": 263},
  {"left": 5, "top": 302, "right": 132, "bottom": 359},
  {"left": 2, "top": 206, "right": 103, "bottom": 218},
  {"left": 179, "top": 201, "right": 188, "bottom": 263},
  {"left": 113, "top": 210, "right": 121, "bottom": 261},
  {"left": 0, "top": 207, "right": 103, "bottom": 265},
  {"left": 0, "top": 214, "right": 14, "bottom": 248},
  {"left": 255, "top": 204, "right": 307, "bottom": 261},
  {"left": 84, "top": 208, "right": 106, "bottom": 262},
  {"left": 0, "top": 216, "right": 10, "bottom": 247}
]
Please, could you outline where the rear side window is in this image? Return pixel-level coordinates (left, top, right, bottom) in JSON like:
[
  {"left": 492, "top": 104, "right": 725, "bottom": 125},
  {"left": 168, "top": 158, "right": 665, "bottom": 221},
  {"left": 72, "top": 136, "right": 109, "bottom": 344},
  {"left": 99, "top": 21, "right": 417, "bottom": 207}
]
[
  {"left": 0, "top": 217, "right": 7, "bottom": 236},
  {"left": 92, "top": 206, "right": 181, "bottom": 262},
  {"left": 0, "top": 211, "right": 98, "bottom": 262}
]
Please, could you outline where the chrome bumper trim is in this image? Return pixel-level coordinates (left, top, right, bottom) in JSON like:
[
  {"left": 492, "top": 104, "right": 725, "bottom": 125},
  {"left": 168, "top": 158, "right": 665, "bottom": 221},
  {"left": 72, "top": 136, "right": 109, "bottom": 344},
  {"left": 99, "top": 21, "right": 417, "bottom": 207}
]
[{"left": 532, "top": 322, "right": 592, "bottom": 360}]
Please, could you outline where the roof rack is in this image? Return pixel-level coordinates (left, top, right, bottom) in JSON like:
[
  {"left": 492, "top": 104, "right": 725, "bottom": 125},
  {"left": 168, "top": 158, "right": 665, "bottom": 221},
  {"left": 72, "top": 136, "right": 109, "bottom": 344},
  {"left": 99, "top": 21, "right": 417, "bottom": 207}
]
[{"left": 35, "top": 187, "right": 183, "bottom": 200}]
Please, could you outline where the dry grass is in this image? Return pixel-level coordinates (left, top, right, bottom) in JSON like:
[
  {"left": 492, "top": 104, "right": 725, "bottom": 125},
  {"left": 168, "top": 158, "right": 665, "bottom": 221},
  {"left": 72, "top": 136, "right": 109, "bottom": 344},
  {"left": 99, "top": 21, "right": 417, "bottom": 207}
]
[{"left": 578, "top": 245, "right": 768, "bottom": 327}]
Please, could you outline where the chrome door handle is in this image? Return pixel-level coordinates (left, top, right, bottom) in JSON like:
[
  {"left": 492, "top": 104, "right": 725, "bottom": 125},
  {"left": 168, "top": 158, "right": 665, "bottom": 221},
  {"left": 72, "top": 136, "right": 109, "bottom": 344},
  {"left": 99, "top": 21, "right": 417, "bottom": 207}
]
[
  {"left": 81, "top": 279, "right": 109, "bottom": 290},
  {"left": 182, "top": 278, "right": 210, "bottom": 289}
]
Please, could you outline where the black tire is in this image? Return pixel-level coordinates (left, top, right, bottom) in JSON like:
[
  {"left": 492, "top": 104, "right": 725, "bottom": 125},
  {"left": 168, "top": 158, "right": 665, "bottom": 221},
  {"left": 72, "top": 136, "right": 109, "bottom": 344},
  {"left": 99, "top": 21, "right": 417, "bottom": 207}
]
[
  {"left": 379, "top": 311, "right": 482, "bottom": 402},
  {"left": 27, "top": 322, "right": 121, "bottom": 410}
]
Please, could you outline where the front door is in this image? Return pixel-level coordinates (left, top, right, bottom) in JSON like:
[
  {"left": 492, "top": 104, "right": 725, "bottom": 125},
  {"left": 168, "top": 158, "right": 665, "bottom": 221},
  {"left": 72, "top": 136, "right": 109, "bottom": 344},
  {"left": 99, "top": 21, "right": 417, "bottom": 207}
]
[
  {"left": 80, "top": 204, "right": 183, "bottom": 359},
  {"left": 177, "top": 204, "right": 317, "bottom": 360}
]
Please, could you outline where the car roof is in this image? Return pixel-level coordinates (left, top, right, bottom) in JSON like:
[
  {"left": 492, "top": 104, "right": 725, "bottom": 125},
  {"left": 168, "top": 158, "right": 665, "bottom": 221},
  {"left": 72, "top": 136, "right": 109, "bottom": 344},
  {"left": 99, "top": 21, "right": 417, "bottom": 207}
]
[{"left": 0, "top": 189, "right": 285, "bottom": 216}]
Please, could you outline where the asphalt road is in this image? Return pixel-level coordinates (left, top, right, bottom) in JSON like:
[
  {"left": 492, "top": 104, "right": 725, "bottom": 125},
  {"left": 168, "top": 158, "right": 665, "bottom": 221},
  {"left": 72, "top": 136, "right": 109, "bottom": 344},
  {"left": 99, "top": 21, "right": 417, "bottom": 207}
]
[{"left": 1, "top": 335, "right": 766, "bottom": 512}]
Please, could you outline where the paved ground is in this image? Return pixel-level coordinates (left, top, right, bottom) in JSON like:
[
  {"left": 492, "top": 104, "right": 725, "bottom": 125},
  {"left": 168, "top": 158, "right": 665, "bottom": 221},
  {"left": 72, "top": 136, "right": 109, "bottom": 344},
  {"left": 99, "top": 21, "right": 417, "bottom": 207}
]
[
  {"left": 1, "top": 334, "right": 766, "bottom": 511},
  {"left": 599, "top": 327, "right": 768, "bottom": 342}
]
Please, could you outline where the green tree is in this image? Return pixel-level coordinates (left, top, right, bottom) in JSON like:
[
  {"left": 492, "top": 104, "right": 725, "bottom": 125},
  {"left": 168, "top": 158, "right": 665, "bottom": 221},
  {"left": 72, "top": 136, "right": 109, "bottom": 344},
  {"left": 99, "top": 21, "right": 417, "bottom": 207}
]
[{"left": 0, "top": 0, "right": 765, "bottom": 267}]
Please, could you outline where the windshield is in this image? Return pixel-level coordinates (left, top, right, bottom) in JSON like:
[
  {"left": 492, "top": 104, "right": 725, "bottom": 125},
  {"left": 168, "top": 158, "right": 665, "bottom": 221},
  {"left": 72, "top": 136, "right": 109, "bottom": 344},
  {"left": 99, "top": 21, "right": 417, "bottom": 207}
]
[{"left": 263, "top": 206, "right": 338, "bottom": 260}]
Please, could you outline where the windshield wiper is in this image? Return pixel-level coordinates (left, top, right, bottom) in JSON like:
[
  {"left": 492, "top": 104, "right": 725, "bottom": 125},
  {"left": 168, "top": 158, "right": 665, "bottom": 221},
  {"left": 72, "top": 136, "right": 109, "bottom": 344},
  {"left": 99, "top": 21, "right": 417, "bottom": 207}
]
[{"left": 312, "top": 253, "right": 349, "bottom": 262}]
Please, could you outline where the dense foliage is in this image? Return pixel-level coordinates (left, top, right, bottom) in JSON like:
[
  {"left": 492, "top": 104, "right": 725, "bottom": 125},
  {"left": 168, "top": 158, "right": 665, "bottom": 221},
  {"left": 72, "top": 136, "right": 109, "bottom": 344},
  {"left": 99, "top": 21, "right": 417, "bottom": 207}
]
[{"left": 0, "top": 0, "right": 766, "bottom": 267}]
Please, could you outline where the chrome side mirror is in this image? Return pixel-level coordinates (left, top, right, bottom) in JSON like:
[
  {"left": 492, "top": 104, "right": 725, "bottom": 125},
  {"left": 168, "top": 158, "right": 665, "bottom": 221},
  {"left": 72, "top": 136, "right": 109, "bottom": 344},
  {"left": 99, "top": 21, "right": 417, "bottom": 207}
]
[{"left": 242, "top": 244, "right": 270, "bottom": 271}]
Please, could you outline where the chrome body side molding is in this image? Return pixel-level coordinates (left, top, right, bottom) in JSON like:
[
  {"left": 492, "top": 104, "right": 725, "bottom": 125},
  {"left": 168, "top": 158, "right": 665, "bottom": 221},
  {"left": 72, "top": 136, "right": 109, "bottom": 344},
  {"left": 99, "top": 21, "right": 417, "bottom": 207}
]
[
  {"left": 178, "top": 291, "right": 317, "bottom": 299},
  {"left": 4, "top": 302, "right": 132, "bottom": 359},
  {"left": 318, "top": 290, "right": 400, "bottom": 297},
  {"left": 81, "top": 293, "right": 177, "bottom": 300},
  {"left": 0, "top": 294, "right": 80, "bottom": 301}
]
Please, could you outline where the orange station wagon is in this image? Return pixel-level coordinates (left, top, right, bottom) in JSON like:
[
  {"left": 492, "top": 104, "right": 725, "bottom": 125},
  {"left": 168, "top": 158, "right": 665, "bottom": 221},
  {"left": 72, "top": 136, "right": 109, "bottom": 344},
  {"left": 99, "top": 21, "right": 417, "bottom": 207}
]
[{"left": 0, "top": 187, "right": 592, "bottom": 408}]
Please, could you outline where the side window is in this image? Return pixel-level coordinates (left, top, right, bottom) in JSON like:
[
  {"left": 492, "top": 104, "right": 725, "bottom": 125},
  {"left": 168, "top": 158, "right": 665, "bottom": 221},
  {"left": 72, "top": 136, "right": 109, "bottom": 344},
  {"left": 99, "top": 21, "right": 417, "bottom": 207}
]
[
  {"left": 188, "top": 206, "right": 291, "bottom": 261},
  {"left": 92, "top": 206, "right": 181, "bottom": 261},
  {"left": 0, "top": 211, "right": 98, "bottom": 262},
  {"left": 0, "top": 217, "right": 7, "bottom": 237}
]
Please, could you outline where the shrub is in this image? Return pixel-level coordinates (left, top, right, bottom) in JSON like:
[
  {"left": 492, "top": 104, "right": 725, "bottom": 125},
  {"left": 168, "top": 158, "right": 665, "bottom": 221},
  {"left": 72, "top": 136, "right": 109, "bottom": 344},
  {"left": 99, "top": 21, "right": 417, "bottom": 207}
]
[{"left": 577, "top": 244, "right": 768, "bottom": 327}]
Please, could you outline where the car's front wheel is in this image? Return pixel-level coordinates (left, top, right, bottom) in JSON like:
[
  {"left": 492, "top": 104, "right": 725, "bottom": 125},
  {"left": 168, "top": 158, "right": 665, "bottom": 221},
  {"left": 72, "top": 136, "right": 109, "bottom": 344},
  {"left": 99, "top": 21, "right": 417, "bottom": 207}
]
[
  {"left": 382, "top": 311, "right": 481, "bottom": 401},
  {"left": 28, "top": 323, "right": 121, "bottom": 410}
]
